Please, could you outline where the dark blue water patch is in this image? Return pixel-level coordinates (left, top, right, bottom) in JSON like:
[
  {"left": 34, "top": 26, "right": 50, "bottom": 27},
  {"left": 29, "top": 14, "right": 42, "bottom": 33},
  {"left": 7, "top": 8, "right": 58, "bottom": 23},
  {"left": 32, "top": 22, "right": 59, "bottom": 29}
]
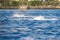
[
  {"left": 0, "top": 9, "right": 60, "bottom": 40},
  {"left": 25, "top": 9, "right": 60, "bottom": 17},
  {"left": 0, "top": 11, "right": 13, "bottom": 17},
  {"left": 0, "top": 9, "right": 60, "bottom": 17}
]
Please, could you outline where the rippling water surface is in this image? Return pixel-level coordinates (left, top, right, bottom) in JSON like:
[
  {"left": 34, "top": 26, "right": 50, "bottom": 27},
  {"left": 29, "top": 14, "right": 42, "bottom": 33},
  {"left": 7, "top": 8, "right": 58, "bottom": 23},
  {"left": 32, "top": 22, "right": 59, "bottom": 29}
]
[{"left": 0, "top": 9, "right": 60, "bottom": 40}]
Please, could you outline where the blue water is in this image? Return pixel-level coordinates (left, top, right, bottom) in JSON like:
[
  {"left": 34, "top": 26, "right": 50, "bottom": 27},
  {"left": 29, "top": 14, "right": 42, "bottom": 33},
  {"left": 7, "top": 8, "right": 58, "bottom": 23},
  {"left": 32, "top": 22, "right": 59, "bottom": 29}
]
[{"left": 0, "top": 9, "right": 60, "bottom": 40}]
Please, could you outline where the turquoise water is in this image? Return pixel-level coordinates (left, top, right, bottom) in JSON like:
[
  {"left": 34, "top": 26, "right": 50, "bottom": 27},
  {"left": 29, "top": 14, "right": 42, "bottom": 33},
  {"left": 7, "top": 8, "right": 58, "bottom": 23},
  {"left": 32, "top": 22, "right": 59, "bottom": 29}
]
[{"left": 0, "top": 9, "right": 60, "bottom": 40}]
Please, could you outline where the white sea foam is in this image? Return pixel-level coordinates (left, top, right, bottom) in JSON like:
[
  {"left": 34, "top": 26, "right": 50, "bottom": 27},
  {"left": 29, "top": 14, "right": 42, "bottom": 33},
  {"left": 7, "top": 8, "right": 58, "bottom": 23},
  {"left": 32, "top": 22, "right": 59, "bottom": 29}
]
[
  {"left": 33, "top": 16, "right": 45, "bottom": 20},
  {"left": 13, "top": 13, "right": 25, "bottom": 17},
  {"left": 20, "top": 37, "right": 34, "bottom": 40},
  {"left": 11, "top": 14, "right": 58, "bottom": 20},
  {"left": 15, "top": 27, "right": 31, "bottom": 31},
  {"left": 33, "top": 16, "right": 58, "bottom": 20}
]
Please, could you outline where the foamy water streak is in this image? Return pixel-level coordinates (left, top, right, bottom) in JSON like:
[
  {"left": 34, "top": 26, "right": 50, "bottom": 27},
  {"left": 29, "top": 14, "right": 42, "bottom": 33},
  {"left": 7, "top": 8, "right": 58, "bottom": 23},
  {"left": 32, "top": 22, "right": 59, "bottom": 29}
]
[
  {"left": 12, "top": 14, "right": 58, "bottom": 20},
  {"left": 33, "top": 16, "right": 58, "bottom": 20},
  {"left": 13, "top": 13, "right": 25, "bottom": 17}
]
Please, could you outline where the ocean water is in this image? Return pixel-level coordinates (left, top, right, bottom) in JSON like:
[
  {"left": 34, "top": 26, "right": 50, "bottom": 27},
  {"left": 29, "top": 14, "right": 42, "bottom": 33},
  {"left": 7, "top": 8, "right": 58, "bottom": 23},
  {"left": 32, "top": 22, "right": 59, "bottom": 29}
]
[{"left": 0, "top": 9, "right": 60, "bottom": 40}]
